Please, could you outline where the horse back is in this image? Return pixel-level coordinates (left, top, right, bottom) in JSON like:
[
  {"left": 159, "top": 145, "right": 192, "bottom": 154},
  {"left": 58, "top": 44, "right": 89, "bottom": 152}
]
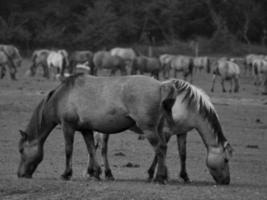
[{"left": 56, "top": 75, "right": 163, "bottom": 132}]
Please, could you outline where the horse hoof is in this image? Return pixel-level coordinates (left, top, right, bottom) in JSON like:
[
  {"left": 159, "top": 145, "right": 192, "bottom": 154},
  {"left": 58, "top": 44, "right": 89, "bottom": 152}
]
[
  {"left": 154, "top": 175, "right": 167, "bottom": 184},
  {"left": 61, "top": 174, "right": 72, "bottom": 181}
]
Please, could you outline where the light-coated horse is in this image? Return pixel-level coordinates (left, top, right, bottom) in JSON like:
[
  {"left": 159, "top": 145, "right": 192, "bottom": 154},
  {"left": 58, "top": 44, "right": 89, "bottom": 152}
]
[
  {"left": 93, "top": 51, "right": 127, "bottom": 75},
  {"left": 193, "top": 56, "right": 211, "bottom": 73},
  {"left": 47, "top": 50, "right": 68, "bottom": 79},
  {"left": 69, "top": 50, "right": 94, "bottom": 74},
  {"left": 131, "top": 56, "right": 161, "bottom": 79},
  {"left": 28, "top": 49, "right": 51, "bottom": 78},
  {"left": 93, "top": 79, "right": 233, "bottom": 184},
  {"left": 17, "top": 74, "right": 233, "bottom": 185},
  {"left": 211, "top": 59, "right": 240, "bottom": 93}
]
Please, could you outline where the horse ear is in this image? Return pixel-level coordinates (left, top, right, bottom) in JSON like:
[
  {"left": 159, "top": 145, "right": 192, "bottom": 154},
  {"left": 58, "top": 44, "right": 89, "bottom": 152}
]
[{"left": 19, "top": 130, "right": 27, "bottom": 139}]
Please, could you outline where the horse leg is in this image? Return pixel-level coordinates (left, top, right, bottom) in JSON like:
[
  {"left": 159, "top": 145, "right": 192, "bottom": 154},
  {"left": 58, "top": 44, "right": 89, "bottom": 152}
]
[
  {"left": 221, "top": 79, "right": 226, "bottom": 93},
  {"left": 0, "top": 65, "right": 6, "bottom": 79},
  {"left": 154, "top": 118, "right": 168, "bottom": 184},
  {"left": 81, "top": 131, "right": 102, "bottom": 180},
  {"left": 61, "top": 124, "right": 75, "bottom": 180},
  {"left": 9, "top": 64, "right": 17, "bottom": 80},
  {"left": 100, "top": 134, "right": 114, "bottom": 180},
  {"left": 229, "top": 79, "right": 233, "bottom": 93},
  {"left": 211, "top": 74, "right": 216, "bottom": 92},
  {"left": 29, "top": 64, "right": 37, "bottom": 76},
  {"left": 147, "top": 154, "right": 158, "bottom": 181},
  {"left": 176, "top": 133, "right": 190, "bottom": 183}
]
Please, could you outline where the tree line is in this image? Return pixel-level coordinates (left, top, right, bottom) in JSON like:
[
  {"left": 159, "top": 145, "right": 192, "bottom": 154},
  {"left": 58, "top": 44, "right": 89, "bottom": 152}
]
[{"left": 0, "top": 0, "right": 267, "bottom": 52}]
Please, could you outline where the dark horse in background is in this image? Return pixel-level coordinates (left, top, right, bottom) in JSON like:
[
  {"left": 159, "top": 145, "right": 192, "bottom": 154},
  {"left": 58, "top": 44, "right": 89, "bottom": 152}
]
[
  {"left": 18, "top": 74, "right": 232, "bottom": 185},
  {"left": 0, "top": 44, "right": 22, "bottom": 80}
]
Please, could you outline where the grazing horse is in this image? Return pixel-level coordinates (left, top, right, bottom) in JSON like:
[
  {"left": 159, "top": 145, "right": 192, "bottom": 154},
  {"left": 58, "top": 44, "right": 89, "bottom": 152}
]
[
  {"left": 168, "top": 55, "right": 194, "bottom": 82},
  {"left": 252, "top": 58, "right": 267, "bottom": 94},
  {"left": 93, "top": 80, "right": 233, "bottom": 184},
  {"left": 68, "top": 50, "right": 94, "bottom": 74},
  {"left": 0, "top": 50, "right": 18, "bottom": 80},
  {"left": 131, "top": 56, "right": 161, "bottom": 79},
  {"left": 110, "top": 47, "right": 137, "bottom": 70},
  {"left": 47, "top": 50, "right": 68, "bottom": 79},
  {"left": 0, "top": 44, "right": 22, "bottom": 80},
  {"left": 17, "top": 74, "right": 233, "bottom": 185},
  {"left": 211, "top": 59, "right": 240, "bottom": 93},
  {"left": 93, "top": 51, "right": 127, "bottom": 75},
  {"left": 193, "top": 56, "right": 211, "bottom": 73},
  {"left": 28, "top": 49, "right": 51, "bottom": 78}
]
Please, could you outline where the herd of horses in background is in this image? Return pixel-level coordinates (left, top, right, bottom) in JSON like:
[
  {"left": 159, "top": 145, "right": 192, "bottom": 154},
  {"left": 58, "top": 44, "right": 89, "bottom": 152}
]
[{"left": 1, "top": 44, "right": 267, "bottom": 94}]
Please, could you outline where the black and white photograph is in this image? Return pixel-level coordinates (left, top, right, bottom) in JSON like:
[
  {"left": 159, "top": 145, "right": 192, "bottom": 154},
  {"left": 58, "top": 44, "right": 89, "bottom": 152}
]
[{"left": 0, "top": 0, "right": 266, "bottom": 199}]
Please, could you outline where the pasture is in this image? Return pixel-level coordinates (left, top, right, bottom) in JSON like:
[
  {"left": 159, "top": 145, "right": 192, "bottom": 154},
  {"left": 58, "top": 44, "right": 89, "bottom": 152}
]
[{"left": 0, "top": 58, "right": 267, "bottom": 200}]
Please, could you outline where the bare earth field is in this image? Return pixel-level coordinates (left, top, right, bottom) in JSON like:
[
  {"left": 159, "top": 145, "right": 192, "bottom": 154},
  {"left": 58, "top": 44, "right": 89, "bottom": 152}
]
[{"left": 0, "top": 59, "right": 267, "bottom": 200}]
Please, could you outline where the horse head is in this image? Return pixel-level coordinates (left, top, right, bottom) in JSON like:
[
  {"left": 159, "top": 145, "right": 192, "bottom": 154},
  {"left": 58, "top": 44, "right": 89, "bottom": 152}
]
[
  {"left": 17, "top": 130, "right": 44, "bottom": 178},
  {"left": 206, "top": 141, "right": 233, "bottom": 185}
]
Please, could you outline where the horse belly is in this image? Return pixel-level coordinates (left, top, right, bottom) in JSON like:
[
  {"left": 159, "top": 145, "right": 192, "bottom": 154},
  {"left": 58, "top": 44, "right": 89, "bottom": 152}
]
[{"left": 87, "top": 114, "right": 134, "bottom": 133}]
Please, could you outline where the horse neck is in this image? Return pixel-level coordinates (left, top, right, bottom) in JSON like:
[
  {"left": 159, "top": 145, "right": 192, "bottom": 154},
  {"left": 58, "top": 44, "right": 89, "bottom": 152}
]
[
  {"left": 195, "top": 111, "right": 226, "bottom": 150},
  {"left": 25, "top": 98, "right": 57, "bottom": 144}
]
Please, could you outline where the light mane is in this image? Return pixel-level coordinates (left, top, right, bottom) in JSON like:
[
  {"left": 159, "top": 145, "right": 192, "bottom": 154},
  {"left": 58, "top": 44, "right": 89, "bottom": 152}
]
[{"left": 168, "top": 79, "right": 226, "bottom": 144}]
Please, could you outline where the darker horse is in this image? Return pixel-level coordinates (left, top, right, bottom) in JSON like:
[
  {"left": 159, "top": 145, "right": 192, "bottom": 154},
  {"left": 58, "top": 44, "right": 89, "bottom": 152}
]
[
  {"left": 0, "top": 44, "right": 22, "bottom": 80},
  {"left": 131, "top": 56, "right": 161, "bottom": 79},
  {"left": 29, "top": 49, "right": 50, "bottom": 78},
  {"left": 18, "top": 74, "right": 173, "bottom": 183},
  {"left": 93, "top": 51, "right": 127, "bottom": 76},
  {"left": 68, "top": 50, "right": 94, "bottom": 75}
]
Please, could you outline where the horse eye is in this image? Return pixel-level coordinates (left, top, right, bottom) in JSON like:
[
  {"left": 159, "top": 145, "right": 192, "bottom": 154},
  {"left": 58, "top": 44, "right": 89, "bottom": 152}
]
[{"left": 224, "top": 158, "right": 229, "bottom": 163}]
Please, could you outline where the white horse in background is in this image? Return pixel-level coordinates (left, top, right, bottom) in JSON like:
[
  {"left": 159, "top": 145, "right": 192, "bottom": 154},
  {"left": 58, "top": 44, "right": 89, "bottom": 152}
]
[
  {"left": 47, "top": 50, "right": 68, "bottom": 80},
  {"left": 211, "top": 59, "right": 240, "bottom": 93}
]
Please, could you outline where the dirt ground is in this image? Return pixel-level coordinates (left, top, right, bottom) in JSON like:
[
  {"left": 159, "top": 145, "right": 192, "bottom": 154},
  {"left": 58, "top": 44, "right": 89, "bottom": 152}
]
[{"left": 0, "top": 59, "right": 267, "bottom": 200}]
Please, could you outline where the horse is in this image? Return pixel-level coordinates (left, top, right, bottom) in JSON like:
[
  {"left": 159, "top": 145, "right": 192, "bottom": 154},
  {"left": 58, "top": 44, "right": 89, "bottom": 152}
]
[
  {"left": 159, "top": 54, "right": 175, "bottom": 79},
  {"left": 168, "top": 55, "right": 194, "bottom": 83},
  {"left": 244, "top": 54, "right": 265, "bottom": 76},
  {"left": 110, "top": 47, "right": 137, "bottom": 70},
  {"left": 193, "top": 56, "right": 211, "bottom": 74},
  {"left": 28, "top": 49, "right": 51, "bottom": 78},
  {"left": 252, "top": 58, "right": 267, "bottom": 94},
  {"left": 0, "top": 44, "right": 22, "bottom": 67},
  {"left": 211, "top": 59, "right": 240, "bottom": 93},
  {"left": 68, "top": 50, "right": 94, "bottom": 75},
  {"left": 131, "top": 56, "right": 161, "bottom": 79},
  {"left": 47, "top": 50, "right": 68, "bottom": 80},
  {"left": 92, "top": 79, "right": 233, "bottom": 184},
  {"left": 93, "top": 51, "right": 127, "bottom": 75},
  {"left": 0, "top": 50, "right": 18, "bottom": 80},
  {"left": 0, "top": 44, "right": 22, "bottom": 80},
  {"left": 17, "top": 74, "right": 233, "bottom": 185}
]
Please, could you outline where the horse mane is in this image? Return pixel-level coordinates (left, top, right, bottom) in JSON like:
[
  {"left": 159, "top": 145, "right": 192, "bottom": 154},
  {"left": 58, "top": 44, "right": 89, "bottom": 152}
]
[
  {"left": 24, "top": 88, "right": 56, "bottom": 141},
  {"left": 172, "top": 79, "right": 226, "bottom": 144}
]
